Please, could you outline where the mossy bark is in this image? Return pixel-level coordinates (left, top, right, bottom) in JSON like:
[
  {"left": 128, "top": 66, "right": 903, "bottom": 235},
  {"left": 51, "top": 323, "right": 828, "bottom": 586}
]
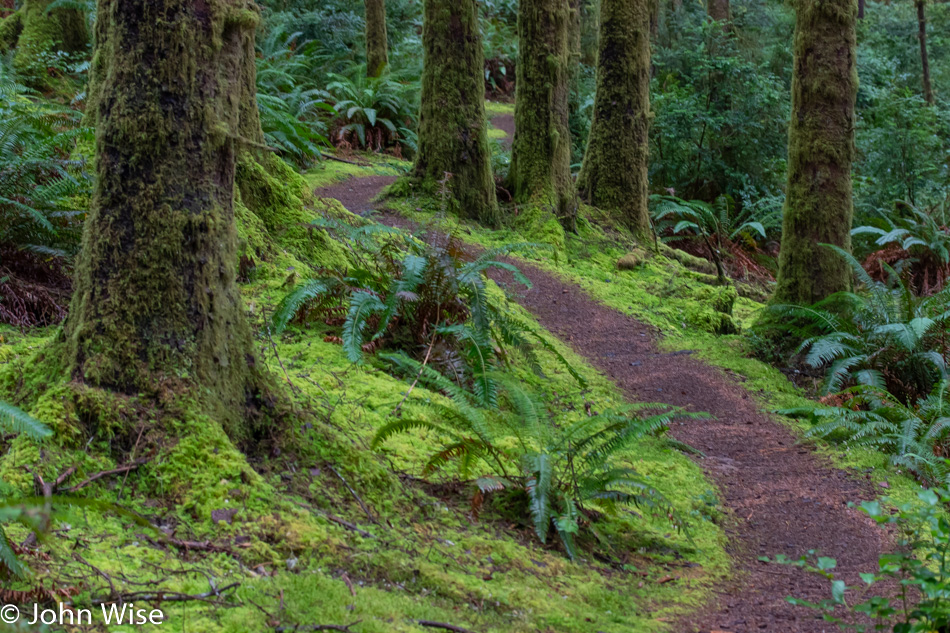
[
  {"left": 917, "top": 0, "right": 934, "bottom": 105},
  {"left": 508, "top": 0, "right": 577, "bottom": 230},
  {"left": 576, "top": 0, "right": 652, "bottom": 236},
  {"left": 365, "top": 0, "right": 388, "bottom": 77},
  {"left": 0, "top": 0, "right": 87, "bottom": 81},
  {"left": 67, "top": 0, "right": 269, "bottom": 436},
  {"left": 580, "top": 0, "right": 599, "bottom": 65},
  {"left": 412, "top": 0, "right": 498, "bottom": 225},
  {"left": 707, "top": 0, "right": 730, "bottom": 21},
  {"left": 773, "top": 0, "right": 857, "bottom": 306}
]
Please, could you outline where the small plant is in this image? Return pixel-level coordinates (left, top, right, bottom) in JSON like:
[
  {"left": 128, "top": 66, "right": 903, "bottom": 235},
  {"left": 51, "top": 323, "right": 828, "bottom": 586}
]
[
  {"left": 0, "top": 400, "right": 52, "bottom": 579},
  {"left": 326, "top": 71, "right": 417, "bottom": 153},
  {"left": 272, "top": 220, "right": 579, "bottom": 398},
  {"left": 766, "top": 487, "right": 950, "bottom": 631},
  {"left": 769, "top": 246, "right": 949, "bottom": 404},
  {"left": 853, "top": 197, "right": 950, "bottom": 295},
  {"left": 373, "top": 362, "right": 702, "bottom": 559},
  {"left": 651, "top": 194, "right": 773, "bottom": 283},
  {"left": 780, "top": 382, "right": 950, "bottom": 487}
]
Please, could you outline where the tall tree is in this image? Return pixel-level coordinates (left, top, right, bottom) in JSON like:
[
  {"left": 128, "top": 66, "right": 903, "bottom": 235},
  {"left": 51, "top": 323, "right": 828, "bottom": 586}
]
[
  {"left": 67, "top": 0, "right": 269, "bottom": 434},
  {"left": 707, "top": 0, "right": 730, "bottom": 21},
  {"left": 577, "top": 0, "right": 652, "bottom": 236},
  {"left": 773, "top": 0, "right": 858, "bottom": 305},
  {"left": 508, "top": 0, "right": 577, "bottom": 229},
  {"left": 365, "top": 0, "right": 389, "bottom": 77},
  {"left": 0, "top": 0, "right": 87, "bottom": 81},
  {"left": 917, "top": 0, "right": 934, "bottom": 105},
  {"left": 411, "top": 0, "right": 498, "bottom": 225}
]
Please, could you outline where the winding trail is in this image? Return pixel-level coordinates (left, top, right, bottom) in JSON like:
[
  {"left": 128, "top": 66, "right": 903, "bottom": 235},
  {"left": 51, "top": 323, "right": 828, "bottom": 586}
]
[{"left": 314, "top": 158, "right": 892, "bottom": 631}]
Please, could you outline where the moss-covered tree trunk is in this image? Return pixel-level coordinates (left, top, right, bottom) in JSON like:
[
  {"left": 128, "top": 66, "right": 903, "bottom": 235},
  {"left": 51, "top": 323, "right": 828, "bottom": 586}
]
[
  {"left": 412, "top": 0, "right": 498, "bottom": 225},
  {"left": 576, "top": 0, "right": 652, "bottom": 236},
  {"left": 508, "top": 0, "right": 577, "bottom": 229},
  {"left": 67, "top": 0, "right": 267, "bottom": 434},
  {"left": 365, "top": 0, "right": 388, "bottom": 77},
  {"left": 0, "top": 0, "right": 87, "bottom": 81},
  {"left": 773, "top": 0, "right": 857, "bottom": 306},
  {"left": 581, "top": 0, "right": 599, "bottom": 65},
  {"left": 917, "top": 0, "right": 934, "bottom": 105}
]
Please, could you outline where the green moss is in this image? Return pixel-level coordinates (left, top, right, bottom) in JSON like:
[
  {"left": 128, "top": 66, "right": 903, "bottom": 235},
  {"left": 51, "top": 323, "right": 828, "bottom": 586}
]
[
  {"left": 485, "top": 101, "right": 515, "bottom": 117},
  {"left": 7, "top": 0, "right": 88, "bottom": 85},
  {"left": 576, "top": 0, "right": 653, "bottom": 236}
]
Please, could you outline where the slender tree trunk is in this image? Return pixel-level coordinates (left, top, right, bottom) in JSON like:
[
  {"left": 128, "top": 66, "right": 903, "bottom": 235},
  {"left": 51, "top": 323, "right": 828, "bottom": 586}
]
[
  {"left": 707, "top": 0, "right": 730, "bottom": 21},
  {"left": 365, "top": 0, "right": 389, "bottom": 77},
  {"left": 773, "top": 0, "right": 858, "bottom": 306},
  {"left": 412, "top": 0, "right": 498, "bottom": 225},
  {"left": 581, "top": 0, "right": 600, "bottom": 65},
  {"left": 67, "top": 0, "right": 268, "bottom": 434},
  {"left": 917, "top": 0, "right": 934, "bottom": 105},
  {"left": 0, "top": 0, "right": 87, "bottom": 82},
  {"left": 577, "top": 0, "right": 652, "bottom": 237},
  {"left": 508, "top": 0, "right": 577, "bottom": 229},
  {"left": 858, "top": 0, "right": 865, "bottom": 18}
]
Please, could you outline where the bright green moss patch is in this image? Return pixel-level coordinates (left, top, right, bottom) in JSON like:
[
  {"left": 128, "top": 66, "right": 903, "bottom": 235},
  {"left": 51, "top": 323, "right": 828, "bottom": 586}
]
[
  {"left": 485, "top": 101, "right": 515, "bottom": 117},
  {"left": 305, "top": 155, "right": 409, "bottom": 190},
  {"left": 0, "top": 184, "right": 727, "bottom": 632}
]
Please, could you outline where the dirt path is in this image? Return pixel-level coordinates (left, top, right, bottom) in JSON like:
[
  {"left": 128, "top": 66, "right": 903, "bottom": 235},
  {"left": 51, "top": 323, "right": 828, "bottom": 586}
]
[
  {"left": 317, "top": 177, "right": 891, "bottom": 632},
  {"left": 490, "top": 113, "right": 515, "bottom": 150}
]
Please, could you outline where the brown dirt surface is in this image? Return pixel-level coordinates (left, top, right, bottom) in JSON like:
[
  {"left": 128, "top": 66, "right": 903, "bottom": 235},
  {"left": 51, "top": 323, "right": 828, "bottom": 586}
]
[
  {"left": 314, "top": 175, "right": 398, "bottom": 217},
  {"left": 491, "top": 113, "right": 515, "bottom": 151},
  {"left": 317, "top": 176, "right": 893, "bottom": 632}
]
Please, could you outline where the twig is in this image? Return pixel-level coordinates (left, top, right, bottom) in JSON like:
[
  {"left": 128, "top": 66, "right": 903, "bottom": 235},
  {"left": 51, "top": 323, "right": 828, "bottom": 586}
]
[
  {"left": 64, "top": 457, "right": 151, "bottom": 493},
  {"left": 92, "top": 582, "right": 241, "bottom": 606},
  {"left": 74, "top": 553, "right": 119, "bottom": 603},
  {"left": 143, "top": 535, "right": 248, "bottom": 553},
  {"left": 274, "top": 621, "right": 361, "bottom": 632},
  {"left": 266, "top": 324, "right": 301, "bottom": 396},
  {"left": 417, "top": 620, "right": 477, "bottom": 633},
  {"left": 389, "top": 309, "right": 439, "bottom": 418},
  {"left": 328, "top": 465, "right": 377, "bottom": 525}
]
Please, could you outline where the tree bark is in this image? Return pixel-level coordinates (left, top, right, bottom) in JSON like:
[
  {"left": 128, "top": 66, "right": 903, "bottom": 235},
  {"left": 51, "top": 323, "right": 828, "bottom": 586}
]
[
  {"left": 508, "top": 0, "right": 577, "bottom": 229},
  {"left": 365, "top": 0, "right": 389, "bottom": 77},
  {"left": 773, "top": 0, "right": 858, "bottom": 306},
  {"left": 581, "top": 0, "right": 600, "bottom": 65},
  {"left": 67, "top": 0, "right": 267, "bottom": 434},
  {"left": 0, "top": 0, "right": 87, "bottom": 82},
  {"left": 858, "top": 0, "right": 865, "bottom": 18},
  {"left": 707, "top": 0, "right": 730, "bottom": 21},
  {"left": 577, "top": 0, "right": 652, "bottom": 237},
  {"left": 412, "top": 0, "right": 498, "bottom": 225},
  {"left": 917, "top": 0, "right": 934, "bottom": 105}
]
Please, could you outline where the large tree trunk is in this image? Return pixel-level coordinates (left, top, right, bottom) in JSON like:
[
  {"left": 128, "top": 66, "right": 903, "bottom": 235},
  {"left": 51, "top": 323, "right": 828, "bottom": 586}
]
[
  {"left": 365, "top": 0, "right": 389, "bottom": 77},
  {"left": 581, "top": 0, "right": 599, "bottom": 65},
  {"left": 773, "top": 0, "right": 857, "bottom": 306},
  {"left": 0, "top": 0, "right": 87, "bottom": 82},
  {"left": 917, "top": 0, "right": 934, "bottom": 105},
  {"left": 412, "top": 0, "right": 498, "bottom": 225},
  {"left": 67, "top": 0, "right": 267, "bottom": 434},
  {"left": 577, "top": 0, "right": 652, "bottom": 237},
  {"left": 508, "top": 0, "right": 577, "bottom": 230}
]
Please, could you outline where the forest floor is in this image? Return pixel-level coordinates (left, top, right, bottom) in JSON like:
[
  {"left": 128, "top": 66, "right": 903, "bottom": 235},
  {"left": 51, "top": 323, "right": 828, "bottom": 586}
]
[{"left": 313, "top": 135, "right": 897, "bottom": 630}]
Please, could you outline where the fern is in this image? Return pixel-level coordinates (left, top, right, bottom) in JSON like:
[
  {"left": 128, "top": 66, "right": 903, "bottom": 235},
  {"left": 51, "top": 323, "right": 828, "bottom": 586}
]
[{"left": 0, "top": 401, "right": 51, "bottom": 579}]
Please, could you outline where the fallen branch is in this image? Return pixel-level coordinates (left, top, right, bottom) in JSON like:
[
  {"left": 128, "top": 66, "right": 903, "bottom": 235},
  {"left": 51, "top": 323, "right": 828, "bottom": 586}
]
[
  {"left": 274, "top": 621, "right": 361, "bottom": 632},
  {"left": 322, "top": 153, "right": 371, "bottom": 167},
  {"left": 64, "top": 458, "right": 151, "bottom": 493},
  {"left": 328, "top": 465, "right": 377, "bottom": 525},
  {"left": 417, "top": 620, "right": 477, "bottom": 633},
  {"left": 92, "top": 582, "right": 241, "bottom": 606}
]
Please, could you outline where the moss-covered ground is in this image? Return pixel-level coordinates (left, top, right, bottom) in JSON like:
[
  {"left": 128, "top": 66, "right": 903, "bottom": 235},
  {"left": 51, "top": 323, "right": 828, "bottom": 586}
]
[{"left": 0, "top": 141, "right": 728, "bottom": 631}]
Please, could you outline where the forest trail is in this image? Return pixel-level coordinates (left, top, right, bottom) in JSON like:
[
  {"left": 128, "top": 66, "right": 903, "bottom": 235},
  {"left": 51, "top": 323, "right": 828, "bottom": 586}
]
[{"left": 314, "top": 175, "right": 890, "bottom": 632}]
